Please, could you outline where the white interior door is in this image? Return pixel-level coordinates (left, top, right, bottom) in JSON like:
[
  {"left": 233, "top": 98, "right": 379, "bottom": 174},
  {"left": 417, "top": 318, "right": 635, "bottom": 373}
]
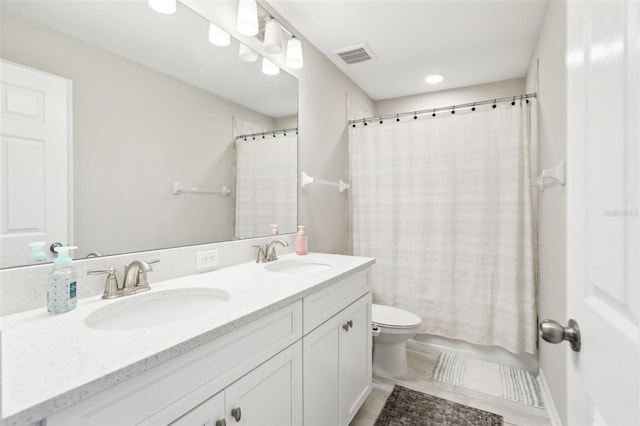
[
  {"left": 0, "top": 60, "right": 71, "bottom": 267},
  {"left": 566, "top": 1, "right": 639, "bottom": 425}
]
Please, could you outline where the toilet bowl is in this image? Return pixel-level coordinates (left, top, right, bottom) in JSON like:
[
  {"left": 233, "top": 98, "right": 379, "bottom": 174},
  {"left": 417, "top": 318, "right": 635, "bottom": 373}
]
[{"left": 372, "top": 304, "right": 421, "bottom": 377}]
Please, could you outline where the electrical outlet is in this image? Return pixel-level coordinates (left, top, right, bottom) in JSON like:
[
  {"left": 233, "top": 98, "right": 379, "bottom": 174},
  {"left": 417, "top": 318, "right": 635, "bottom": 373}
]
[{"left": 196, "top": 249, "right": 219, "bottom": 271}]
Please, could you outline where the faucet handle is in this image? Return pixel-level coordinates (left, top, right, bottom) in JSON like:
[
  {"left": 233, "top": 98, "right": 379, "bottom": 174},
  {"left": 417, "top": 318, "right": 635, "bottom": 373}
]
[
  {"left": 88, "top": 267, "right": 121, "bottom": 299},
  {"left": 252, "top": 244, "right": 267, "bottom": 263}
]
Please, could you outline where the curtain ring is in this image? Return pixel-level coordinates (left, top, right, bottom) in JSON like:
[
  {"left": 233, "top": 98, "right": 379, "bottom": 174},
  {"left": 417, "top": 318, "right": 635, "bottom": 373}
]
[
  {"left": 471, "top": 102, "right": 476, "bottom": 112},
  {"left": 413, "top": 112, "right": 417, "bottom": 119},
  {"left": 451, "top": 106, "right": 456, "bottom": 114},
  {"left": 511, "top": 96, "right": 516, "bottom": 106},
  {"left": 432, "top": 108, "right": 436, "bottom": 117},
  {"left": 396, "top": 114, "right": 400, "bottom": 122},
  {"left": 379, "top": 116, "right": 383, "bottom": 124},
  {"left": 492, "top": 99, "right": 497, "bottom": 109}
]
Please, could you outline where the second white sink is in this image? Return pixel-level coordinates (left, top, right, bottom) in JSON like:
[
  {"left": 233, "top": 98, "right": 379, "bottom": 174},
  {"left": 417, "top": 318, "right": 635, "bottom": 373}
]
[{"left": 85, "top": 288, "right": 230, "bottom": 331}]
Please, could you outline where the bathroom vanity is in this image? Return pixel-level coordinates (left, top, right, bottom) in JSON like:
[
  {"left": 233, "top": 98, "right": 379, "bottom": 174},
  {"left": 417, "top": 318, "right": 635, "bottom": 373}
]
[{"left": 0, "top": 253, "right": 374, "bottom": 426}]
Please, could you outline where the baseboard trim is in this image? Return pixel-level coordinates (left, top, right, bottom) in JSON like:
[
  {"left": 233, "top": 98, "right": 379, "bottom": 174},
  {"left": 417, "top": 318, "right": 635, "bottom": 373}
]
[{"left": 537, "top": 368, "right": 563, "bottom": 426}]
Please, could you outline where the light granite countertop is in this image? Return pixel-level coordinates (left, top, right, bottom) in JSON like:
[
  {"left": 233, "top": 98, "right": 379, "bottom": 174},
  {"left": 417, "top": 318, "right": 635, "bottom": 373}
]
[{"left": 0, "top": 252, "right": 375, "bottom": 426}]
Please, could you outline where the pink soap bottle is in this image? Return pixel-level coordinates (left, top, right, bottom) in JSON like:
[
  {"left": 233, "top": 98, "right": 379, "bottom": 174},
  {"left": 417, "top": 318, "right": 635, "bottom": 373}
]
[{"left": 295, "top": 225, "right": 308, "bottom": 255}]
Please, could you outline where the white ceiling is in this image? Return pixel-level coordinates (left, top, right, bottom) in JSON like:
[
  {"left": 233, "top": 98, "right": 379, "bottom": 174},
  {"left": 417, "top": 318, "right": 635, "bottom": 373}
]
[{"left": 268, "top": 0, "right": 548, "bottom": 100}]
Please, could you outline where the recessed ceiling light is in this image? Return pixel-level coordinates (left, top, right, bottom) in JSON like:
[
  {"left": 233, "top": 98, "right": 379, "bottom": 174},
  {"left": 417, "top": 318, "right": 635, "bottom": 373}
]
[{"left": 425, "top": 74, "right": 444, "bottom": 84}]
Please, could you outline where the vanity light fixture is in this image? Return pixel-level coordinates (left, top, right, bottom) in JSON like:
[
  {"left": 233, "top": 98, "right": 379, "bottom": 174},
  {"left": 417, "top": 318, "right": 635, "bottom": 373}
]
[
  {"left": 262, "top": 57, "right": 280, "bottom": 75},
  {"left": 208, "top": 23, "right": 230, "bottom": 47},
  {"left": 238, "top": 43, "right": 259, "bottom": 62},
  {"left": 237, "top": 0, "right": 259, "bottom": 36},
  {"left": 263, "top": 19, "right": 283, "bottom": 54},
  {"left": 147, "top": 0, "right": 176, "bottom": 14},
  {"left": 425, "top": 74, "right": 444, "bottom": 84},
  {"left": 286, "top": 36, "right": 304, "bottom": 69}
]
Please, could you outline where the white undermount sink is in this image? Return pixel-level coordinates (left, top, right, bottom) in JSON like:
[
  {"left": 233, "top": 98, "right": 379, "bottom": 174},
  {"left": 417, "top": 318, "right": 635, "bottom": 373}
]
[
  {"left": 84, "top": 288, "right": 230, "bottom": 331},
  {"left": 264, "top": 259, "right": 332, "bottom": 273}
]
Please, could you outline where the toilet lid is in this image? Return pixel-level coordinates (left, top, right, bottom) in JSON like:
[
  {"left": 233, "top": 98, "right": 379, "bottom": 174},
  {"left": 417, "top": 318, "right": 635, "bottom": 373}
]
[{"left": 372, "top": 304, "right": 421, "bottom": 328}]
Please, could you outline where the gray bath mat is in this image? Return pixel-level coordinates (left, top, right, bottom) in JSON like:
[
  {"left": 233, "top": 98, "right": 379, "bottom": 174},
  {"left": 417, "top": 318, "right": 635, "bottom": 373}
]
[
  {"left": 374, "top": 385, "right": 503, "bottom": 425},
  {"left": 431, "top": 351, "right": 543, "bottom": 407}
]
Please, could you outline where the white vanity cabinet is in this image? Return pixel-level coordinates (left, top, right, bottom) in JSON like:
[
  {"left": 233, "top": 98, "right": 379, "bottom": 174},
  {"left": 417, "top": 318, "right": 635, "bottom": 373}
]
[
  {"left": 302, "top": 271, "right": 372, "bottom": 426},
  {"left": 39, "top": 263, "right": 373, "bottom": 426},
  {"left": 46, "top": 302, "right": 302, "bottom": 426},
  {"left": 171, "top": 343, "right": 302, "bottom": 426}
]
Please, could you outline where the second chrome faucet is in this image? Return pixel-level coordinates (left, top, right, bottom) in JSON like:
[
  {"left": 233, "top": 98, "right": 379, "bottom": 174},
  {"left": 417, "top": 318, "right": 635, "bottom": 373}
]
[{"left": 253, "top": 239, "right": 290, "bottom": 263}]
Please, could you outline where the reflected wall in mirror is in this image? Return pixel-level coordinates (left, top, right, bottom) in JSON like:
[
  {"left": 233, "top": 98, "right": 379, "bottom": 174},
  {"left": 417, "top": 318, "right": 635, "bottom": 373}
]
[{"left": 0, "top": 0, "right": 298, "bottom": 268}]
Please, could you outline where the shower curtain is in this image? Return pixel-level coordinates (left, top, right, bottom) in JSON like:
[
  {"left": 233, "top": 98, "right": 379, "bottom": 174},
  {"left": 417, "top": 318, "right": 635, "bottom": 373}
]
[
  {"left": 235, "top": 135, "right": 297, "bottom": 239},
  {"left": 349, "top": 101, "right": 537, "bottom": 354}
]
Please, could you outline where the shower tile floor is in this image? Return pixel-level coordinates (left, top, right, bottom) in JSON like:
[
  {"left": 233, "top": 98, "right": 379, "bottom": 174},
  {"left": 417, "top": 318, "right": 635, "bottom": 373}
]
[{"left": 350, "top": 349, "right": 551, "bottom": 426}]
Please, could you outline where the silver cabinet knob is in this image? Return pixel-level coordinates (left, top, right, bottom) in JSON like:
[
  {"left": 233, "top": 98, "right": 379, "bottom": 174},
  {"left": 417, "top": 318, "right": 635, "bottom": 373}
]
[
  {"left": 342, "top": 319, "right": 354, "bottom": 331},
  {"left": 215, "top": 419, "right": 227, "bottom": 426},
  {"left": 231, "top": 407, "right": 241, "bottom": 422},
  {"left": 539, "top": 319, "right": 581, "bottom": 352}
]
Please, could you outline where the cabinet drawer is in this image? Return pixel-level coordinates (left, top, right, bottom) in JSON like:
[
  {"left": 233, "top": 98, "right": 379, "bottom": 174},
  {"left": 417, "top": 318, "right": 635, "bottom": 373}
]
[
  {"left": 303, "top": 270, "right": 369, "bottom": 335},
  {"left": 47, "top": 302, "right": 302, "bottom": 426}
]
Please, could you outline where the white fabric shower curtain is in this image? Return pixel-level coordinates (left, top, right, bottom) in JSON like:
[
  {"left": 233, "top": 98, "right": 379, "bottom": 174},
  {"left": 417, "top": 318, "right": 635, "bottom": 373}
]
[
  {"left": 235, "top": 135, "right": 297, "bottom": 239},
  {"left": 349, "top": 101, "right": 537, "bottom": 354}
]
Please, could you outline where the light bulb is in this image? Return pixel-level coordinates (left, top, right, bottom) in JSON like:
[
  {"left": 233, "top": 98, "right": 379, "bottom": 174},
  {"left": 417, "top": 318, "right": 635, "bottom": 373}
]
[
  {"left": 208, "top": 23, "right": 230, "bottom": 47},
  {"left": 237, "top": 0, "right": 258, "bottom": 36},
  {"left": 425, "top": 74, "right": 444, "bottom": 84},
  {"left": 262, "top": 57, "right": 280, "bottom": 76},
  {"left": 286, "top": 37, "right": 303, "bottom": 69},
  {"left": 263, "top": 19, "right": 283, "bottom": 54},
  {"left": 238, "top": 43, "right": 258, "bottom": 62}
]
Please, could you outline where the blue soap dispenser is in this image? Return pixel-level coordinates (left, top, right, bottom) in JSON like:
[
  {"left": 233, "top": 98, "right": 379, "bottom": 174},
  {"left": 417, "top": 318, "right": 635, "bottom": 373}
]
[
  {"left": 28, "top": 241, "right": 47, "bottom": 263},
  {"left": 48, "top": 246, "right": 78, "bottom": 314}
]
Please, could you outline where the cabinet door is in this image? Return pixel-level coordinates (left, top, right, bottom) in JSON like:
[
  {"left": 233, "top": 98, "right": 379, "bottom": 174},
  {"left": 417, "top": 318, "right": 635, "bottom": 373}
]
[
  {"left": 170, "top": 391, "right": 225, "bottom": 426},
  {"left": 225, "top": 342, "right": 302, "bottom": 426},
  {"left": 303, "top": 293, "right": 372, "bottom": 426},
  {"left": 303, "top": 314, "right": 340, "bottom": 426},
  {"left": 339, "top": 293, "right": 372, "bottom": 425}
]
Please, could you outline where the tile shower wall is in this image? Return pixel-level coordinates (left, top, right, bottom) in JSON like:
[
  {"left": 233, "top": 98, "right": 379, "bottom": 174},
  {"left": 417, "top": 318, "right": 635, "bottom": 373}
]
[{"left": 0, "top": 234, "right": 295, "bottom": 316}]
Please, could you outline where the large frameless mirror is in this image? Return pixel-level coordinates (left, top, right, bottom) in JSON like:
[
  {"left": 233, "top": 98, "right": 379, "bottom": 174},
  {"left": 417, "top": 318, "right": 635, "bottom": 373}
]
[{"left": 0, "top": 0, "right": 298, "bottom": 268}]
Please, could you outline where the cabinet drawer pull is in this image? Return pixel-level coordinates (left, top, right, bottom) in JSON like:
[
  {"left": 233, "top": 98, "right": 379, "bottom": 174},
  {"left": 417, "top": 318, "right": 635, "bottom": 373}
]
[
  {"left": 216, "top": 420, "right": 227, "bottom": 426},
  {"left": 231, "top": 407, "right": 242, "bottom": 422}
]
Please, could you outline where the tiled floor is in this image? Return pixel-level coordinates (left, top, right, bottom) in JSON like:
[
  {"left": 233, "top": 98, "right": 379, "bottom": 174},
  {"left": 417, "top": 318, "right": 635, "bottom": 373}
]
[{"left": 350, "top": 349, "right": 552, "bottom": 426}]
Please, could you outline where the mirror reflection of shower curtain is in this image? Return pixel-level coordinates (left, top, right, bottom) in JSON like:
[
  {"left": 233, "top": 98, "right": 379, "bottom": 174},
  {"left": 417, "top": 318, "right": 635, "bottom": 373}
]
[
  {"left": 235, "top": 135, "right": 297, "bottom": 239},
  {"left": 349, "top": 101, "right": 537, "bottom": 354}
]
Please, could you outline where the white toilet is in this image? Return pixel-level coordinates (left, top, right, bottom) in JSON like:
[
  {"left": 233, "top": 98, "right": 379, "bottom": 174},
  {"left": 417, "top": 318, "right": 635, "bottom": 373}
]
[{"left": 372, "top": 304, "right": 422, "bottom": 377}]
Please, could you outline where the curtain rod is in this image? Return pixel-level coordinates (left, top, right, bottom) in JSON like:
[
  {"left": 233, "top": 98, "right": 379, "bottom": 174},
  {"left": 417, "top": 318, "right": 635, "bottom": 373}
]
[
  {"left": 348, "top": 92, "right": 537, "bottom": 126},
  {"left": 235, "top": 127, "right": 298, "bottom": 140}
]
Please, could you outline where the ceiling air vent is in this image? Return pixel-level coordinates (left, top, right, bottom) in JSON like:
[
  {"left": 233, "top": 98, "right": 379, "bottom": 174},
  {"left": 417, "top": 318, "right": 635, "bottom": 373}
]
[{"left": 335, "top": 43, "right": 375, "bottom": 65}]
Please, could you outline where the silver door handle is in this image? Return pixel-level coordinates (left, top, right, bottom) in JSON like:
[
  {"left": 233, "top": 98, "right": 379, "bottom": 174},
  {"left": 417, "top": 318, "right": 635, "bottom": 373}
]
[{"left": 539, "top": 319, "right": 581, "bottom": 352}]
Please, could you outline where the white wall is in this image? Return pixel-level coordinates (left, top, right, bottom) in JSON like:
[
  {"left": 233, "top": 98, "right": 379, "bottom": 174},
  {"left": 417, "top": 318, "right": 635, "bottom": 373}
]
[
  {"left": 1, "top": 10, "right": 276, "bottom": 258},
  {"left": 525, "top": 1, "right": 568, "bottom": 424},
  {"left": 375, "top": 78, "right": 525, "bottom": 116}
]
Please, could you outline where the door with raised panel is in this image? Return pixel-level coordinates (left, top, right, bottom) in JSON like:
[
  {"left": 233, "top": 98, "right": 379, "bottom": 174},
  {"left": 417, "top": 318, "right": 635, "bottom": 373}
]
[
  {"left": 225, "top": 342, "right": 302, "bottom": 426},
  {"left": 339, "top": 294, "right": 372, "bottom": 425},
  {"left": 0, "top": 60, "right": 71, "bottom": 267},
  {"left": 303, "top": 310, "right": 340, "bottom": 426},
  {"left": 303, "top": 293, "right": 372, "bottom": 426},
  {"left": 566, "top": 1, "right": 639, "bottom": 424}
]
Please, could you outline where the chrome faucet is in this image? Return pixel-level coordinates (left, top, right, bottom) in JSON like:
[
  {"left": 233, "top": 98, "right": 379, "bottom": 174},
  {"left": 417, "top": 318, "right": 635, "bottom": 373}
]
[
  {"left": 88, "top": 259, "right": 159, "bottom": 299},
  {"left": 252, "top": 239, "right": 290, "bottom": 263},
  {"left": 123, "top": 259, "right": 158, "bottom": 295},
  {"left": 265, "top": 239, "right": 289, "bottom": 262}
]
